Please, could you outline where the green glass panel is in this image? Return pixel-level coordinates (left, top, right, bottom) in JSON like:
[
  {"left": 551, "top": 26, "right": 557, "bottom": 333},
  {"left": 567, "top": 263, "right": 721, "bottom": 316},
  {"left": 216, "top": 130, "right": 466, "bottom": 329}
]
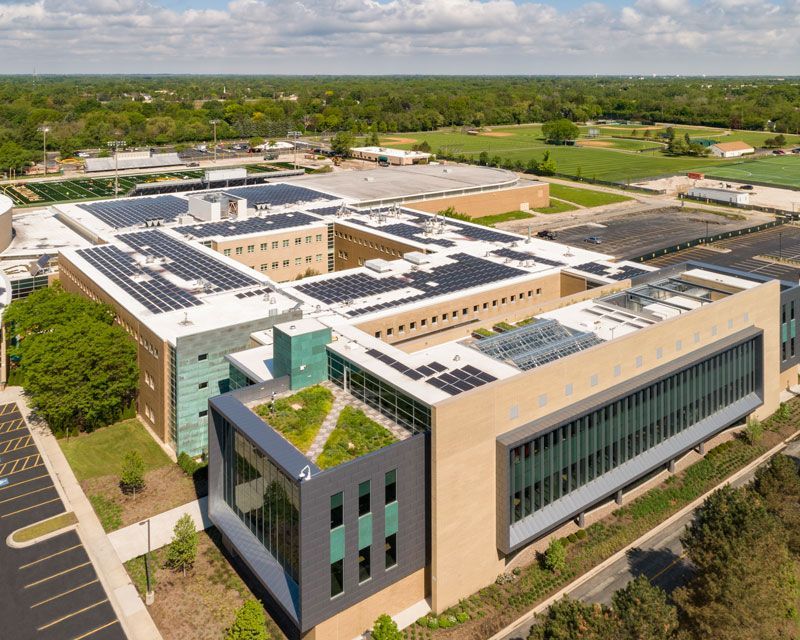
[
  {"left": 330, "top": 525, "right": 345, "bottom": 563},
  {"left": 358, "top": 513, "right": 373, "bottom": 549},
  {"left": 385, "top": 501, "right": 399, "bottom": 536}
]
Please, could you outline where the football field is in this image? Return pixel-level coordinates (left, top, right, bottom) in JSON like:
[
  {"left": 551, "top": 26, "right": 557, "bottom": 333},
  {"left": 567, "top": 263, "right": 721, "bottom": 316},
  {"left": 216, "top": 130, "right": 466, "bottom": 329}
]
[
  {"left": 1, "top": 164, "right": 279, "bottom": 207},
  {"left": 692, "top": 156, "right": 800, "bottom": 189}
]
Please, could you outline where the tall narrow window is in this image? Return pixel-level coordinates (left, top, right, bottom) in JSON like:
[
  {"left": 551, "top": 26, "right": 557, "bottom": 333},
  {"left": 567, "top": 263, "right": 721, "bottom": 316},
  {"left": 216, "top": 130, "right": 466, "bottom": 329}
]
[
  {"left": 385, "top": 533, "right": 397, "bottom": 569},
  {"left": 385, "top": 470, "right": 396, "bottom": 505},
  {"left": 358, "top": 545, "right": 371, "bottom": 583},
  {"left": 331, "top": 492, "right": 343, "bottom": 529},
  {"left": 359, "top": 480, "right": 371, "bottom": 516},
  {"left": 331, "top": 559, "right": 344, "bottom": 597}
]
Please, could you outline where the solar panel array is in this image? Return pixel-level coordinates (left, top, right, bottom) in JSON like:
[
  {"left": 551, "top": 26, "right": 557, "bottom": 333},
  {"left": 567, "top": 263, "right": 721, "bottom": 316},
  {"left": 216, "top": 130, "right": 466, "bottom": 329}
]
[
  {"left": 80, "top": 196, "right": 189, "bottom": 229},
  {"left": 427, "top": 364, "right": 498, "bottom": 396},
  {"left": 117, "top": 230, "right": 261, "bottom": 291},
  {"left": 492, "top": 247, "right": 565, "bottom": 267},
  {"left": 573, "top": 262, "right": 649, "bottom": 281},
  {"left": 235, "top": 287, "right": 273, "bottom": 299},
  {"left": 297, "top": 253, "right": 528, "bottom": 316},
  {"left": 446, "top": 219, "right": 519, "bottom": 244},
  {"left": 75, "top": 245, "right": 201, "bottom": 314},
  {"left": 224, "top": 184, "right": 337, "bottom": 208},
  {"left": 174, "top": 211, "right": 321, "bottom": 239},
  {"left": 343, "top": 219, "right": 455, "bottom": 249},
  {"left": 365, "top": 348, "right": 446, "bottom": 382}
]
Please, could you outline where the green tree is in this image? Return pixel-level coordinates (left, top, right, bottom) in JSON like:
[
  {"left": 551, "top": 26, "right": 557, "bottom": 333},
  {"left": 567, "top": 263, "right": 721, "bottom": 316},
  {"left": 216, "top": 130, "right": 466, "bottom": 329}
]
[
  {"left": 20, "top": 319, "right": 138, "bottom": 435},
  {"left": 530, "top": 597, "right": 616, "bottom": 640},
  {"left": 368, "top": 126, "right": 380, "bottom": 147},
  {"left": 371, "top": 613, "right": 402, "bottom": 640},
  {"left": 166, "top": 513, "right": 198, "bottom": 576},
  {"left": 753, "top": 454, "right": 800, "bottom": 553},
  {"left": 543, "top": 538, "right": 566, "bottom": 574},
  {"left": 542, "top": 119, "right": 580, "bottom": 144},
  {"left": 612, "top": 575, "right": 677, "bottom": 640},
  {"left": 120, "top": 451, "right": 145, "bottom": 497},
  {"left": 225, "top": 600, "right": 269, "bottom": 640},
  {"left": 478, "top": 150, "right": 489, "bottom": 166},
  {"left": 0, "top": 141, "right": 34, "bottom": 174},
  {"left": 538, "top": 150, "right": 557, "bottom": 176},
  {"left": 673, "top": 485, "right": 799, "bottom": 640},
  {"left": 330, "top": 131, "right": 355, "bottom": 157}
]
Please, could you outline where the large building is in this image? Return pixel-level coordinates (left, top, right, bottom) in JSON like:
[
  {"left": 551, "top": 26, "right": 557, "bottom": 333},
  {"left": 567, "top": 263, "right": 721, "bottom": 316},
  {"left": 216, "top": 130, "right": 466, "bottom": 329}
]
[
  {"left": 709, "top": 141, "right": 755, "bottom": 158},
  {"left": 52, "top": 163, "right": 798, "bottom": 639},
  {"left": 209, "top": 255, "right": 794, "bottom": 640}
]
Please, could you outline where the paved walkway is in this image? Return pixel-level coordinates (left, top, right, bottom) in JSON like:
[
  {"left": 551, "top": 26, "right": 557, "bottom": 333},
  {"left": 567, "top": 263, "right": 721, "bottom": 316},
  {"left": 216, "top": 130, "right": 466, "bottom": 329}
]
[
  {"left": 3, "top": 386, "right": 163, "bottom": 640},
  {"left": 109, "top": 497, "right": 210, "bottom": 563}
]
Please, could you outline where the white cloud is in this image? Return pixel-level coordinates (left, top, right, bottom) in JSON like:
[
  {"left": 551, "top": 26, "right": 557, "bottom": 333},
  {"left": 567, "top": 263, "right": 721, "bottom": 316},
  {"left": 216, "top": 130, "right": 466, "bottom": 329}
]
[{"left": 0, "top": 0, "right": 798, "bottom": 73}]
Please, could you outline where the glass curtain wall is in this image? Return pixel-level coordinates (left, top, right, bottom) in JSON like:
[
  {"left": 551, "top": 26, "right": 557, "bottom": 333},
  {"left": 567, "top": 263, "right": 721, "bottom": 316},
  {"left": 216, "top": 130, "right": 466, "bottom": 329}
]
[
  {"left": 219, "top": 417, "right": 301, "bottom": 582},
  {"left": 509, "top": 338, "right": 758, "bottom": 525},
  {"left": 328, "top": 352, "right": 431, "bottom": 434}
]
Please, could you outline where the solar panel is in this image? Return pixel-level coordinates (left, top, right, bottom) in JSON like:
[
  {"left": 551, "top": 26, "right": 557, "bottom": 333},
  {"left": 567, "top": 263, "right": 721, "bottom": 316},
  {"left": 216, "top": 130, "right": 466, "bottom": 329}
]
[
  {"left": 81, "top": 195, "right": 189, "bottom": 229},
  {"left": 445, "top": 219, "right": 519, "bottom": 244},
  {"left": 364, "top": 348, "right": 428, "bottom": 381},
  {"left": 492, "top": 248, "right": 564, "bottom": 267},
  {"left": 427, "top": 366, "right": 498, "bottom": 396},
  {"left": 343, "top": 219, "right": 455, "bottom": 248},
  {"left": 117, "top": 229, "right": 261, "bottom": 292},
  {"left": 75, "top": 245, "right": 201, "bottom": 314},
  {"left": 224, "top": 183, "right": 337, "bottom": 208},
  {"left": 174, "top": 211, "right": 322, "bottom": 239}
]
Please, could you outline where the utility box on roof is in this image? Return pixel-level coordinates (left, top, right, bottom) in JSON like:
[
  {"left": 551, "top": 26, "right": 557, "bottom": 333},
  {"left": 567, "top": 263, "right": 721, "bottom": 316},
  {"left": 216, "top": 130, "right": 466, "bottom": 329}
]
[{"left": 273, "top": 318, "right": 332, "bottom": 390}]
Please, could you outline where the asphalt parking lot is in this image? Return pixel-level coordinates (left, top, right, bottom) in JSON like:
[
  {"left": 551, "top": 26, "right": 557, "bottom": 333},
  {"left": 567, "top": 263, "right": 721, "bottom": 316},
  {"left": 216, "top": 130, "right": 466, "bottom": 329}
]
[
  {"left": 0, "top": 402, "right": 125, "bottom": 640},
  {"left": 646, "top": 224, "right": 800, "bottom": 281},
  {"left": 551, "top": 208, "right": 756, "bottom": 260}
]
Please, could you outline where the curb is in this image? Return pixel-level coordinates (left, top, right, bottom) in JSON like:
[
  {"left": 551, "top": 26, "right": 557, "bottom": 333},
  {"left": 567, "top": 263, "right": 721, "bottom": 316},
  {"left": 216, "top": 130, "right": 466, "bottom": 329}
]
[
  {"left": 488, "top": 435, "right": 795, "bottom": 640},
  {"left": 6, "top": 515, "right": 78, "bottom": 549}
]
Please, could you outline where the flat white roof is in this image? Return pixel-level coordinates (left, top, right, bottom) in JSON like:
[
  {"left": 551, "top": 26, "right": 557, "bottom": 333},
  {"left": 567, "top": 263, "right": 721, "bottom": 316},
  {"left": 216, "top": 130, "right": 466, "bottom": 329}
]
[
  {"left": 2, "top": 210, "right": 93, "bottom": 258},
  {"left": 226, "top": 344, "right": 276, "bottom": 383},
  {"left": 352, "top": 146, "right": 431, "bottom": 158}
]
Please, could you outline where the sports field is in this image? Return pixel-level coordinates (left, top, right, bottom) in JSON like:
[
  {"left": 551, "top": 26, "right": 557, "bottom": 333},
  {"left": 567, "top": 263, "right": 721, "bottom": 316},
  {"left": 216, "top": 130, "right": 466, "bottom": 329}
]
[
  {"left": 391, "top": 127, "right": 722, "bottom": 182},
  {"left": 1, "top": 163, "right": 279, "bottom": 207},
  {"left": 691, "top": 156, "right": 800, "bottom": 189}
]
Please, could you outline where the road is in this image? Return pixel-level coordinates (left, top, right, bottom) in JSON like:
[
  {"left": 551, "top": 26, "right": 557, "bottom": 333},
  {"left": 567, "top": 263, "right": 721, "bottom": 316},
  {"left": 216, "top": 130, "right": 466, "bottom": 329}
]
[{"left": 501, "top": 438, "right": 800, "bottom": 640}]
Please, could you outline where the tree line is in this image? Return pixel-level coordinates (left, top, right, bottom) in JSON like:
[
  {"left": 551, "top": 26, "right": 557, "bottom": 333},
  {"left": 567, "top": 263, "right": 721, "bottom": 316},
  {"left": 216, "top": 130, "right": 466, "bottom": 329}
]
[
  {"left": 532, "top": 451, "right": 800, "bottom": 640},
  {"left": 2, "top": 75, "right": 800, "bottom": 172}
]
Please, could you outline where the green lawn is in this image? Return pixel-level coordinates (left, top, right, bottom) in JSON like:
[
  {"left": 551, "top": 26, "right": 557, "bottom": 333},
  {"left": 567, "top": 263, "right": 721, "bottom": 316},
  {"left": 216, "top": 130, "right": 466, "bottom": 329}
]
[
  {"left": 59, "top": 418, "right": 171, "bottom": 481},
  {"left": 472, "top": 210, "right": 535, "bottom": 225},
  {"left": 548, "top": 183, "right": 632, "bottom": 207},
  {"left": 255, "top": 385, "right": 333, "bottom": 453},
  {"left": 317, "top": 406, "right": 396, "bottom": 469},
  {"left": 534, "top": 200, "right": 579, "bottom": 214},
  {"left": 396, "top": 128, "right": 722, "bottom": 182},
  {"left": 690, "top": 155, "right": 800, "bottom": 189},
  {"left": 12, "top": 512, "right": 78, "bottom": 543}
]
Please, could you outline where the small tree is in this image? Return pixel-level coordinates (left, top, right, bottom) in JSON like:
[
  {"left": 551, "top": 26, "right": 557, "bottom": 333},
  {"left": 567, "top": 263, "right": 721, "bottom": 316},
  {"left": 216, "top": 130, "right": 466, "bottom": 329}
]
[
  {"left": 541, "top": 119, "right": 580, "bottom": 144},
  {"left": 371, "top": 613, "right": 402, "bottom": 640},
  {"left": 330, "top": 131, "right": 355, "bottom": 157},
  {"left": 120, "top": 451, "right": 145, "bottom": 497},
  {"left": 226, "top": 600, "right": 269, "bottom": 640},
  {"left": 543, "top": 538, "right": 566, "bottom": 574},
  {"left": 166, "top": 513, "right": 198, "bottom": 576},
  {"left": 612, "top": 575, "right": 678, "bottom": 640}
]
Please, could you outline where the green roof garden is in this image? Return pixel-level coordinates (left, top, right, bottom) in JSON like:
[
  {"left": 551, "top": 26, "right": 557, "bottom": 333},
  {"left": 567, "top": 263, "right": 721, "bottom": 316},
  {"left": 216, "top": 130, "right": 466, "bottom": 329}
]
[{"left": 316, "top": 406, "right": 397, "bottom": 469}]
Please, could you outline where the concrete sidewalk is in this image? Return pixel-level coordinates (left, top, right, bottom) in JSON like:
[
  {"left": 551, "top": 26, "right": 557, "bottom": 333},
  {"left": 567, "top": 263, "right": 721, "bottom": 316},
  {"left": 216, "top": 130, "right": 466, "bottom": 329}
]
[
  {"left": 4, "top": 387, "right": 163, "bottom": 640},
  {"left": 109, "top": 497, "right": 211, "bottom": 562}
]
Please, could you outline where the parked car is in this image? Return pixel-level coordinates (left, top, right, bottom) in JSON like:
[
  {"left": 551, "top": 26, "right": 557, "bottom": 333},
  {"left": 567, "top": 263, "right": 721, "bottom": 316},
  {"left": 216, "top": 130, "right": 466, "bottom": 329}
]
[
  {"left": 186, "top": 162, "right": 199, "bottom": 167},
  {"left": 739, "top": 184, "right": 754, "bottom": 190},
  {"left": 537, "top": 230, "right": 557, "bottom": 240},
  {"left": 584, "top": 236, "right": 603, "bottom": 244},
  {"left": 772, "top": 149, "right": 787, "bottom": 155},
  {"left": 77, "top": 152, "right": 90, "bottom": 158},
  {"left": 792, "top": 148, "right": 800, "bottom": 154}
]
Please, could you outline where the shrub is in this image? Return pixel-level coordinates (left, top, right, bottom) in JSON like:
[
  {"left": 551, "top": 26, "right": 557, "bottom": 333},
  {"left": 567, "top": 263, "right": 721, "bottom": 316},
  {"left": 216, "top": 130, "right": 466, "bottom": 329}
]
[
  {"left": 744, "top": 418, "right": 763, "bottom": 445},
  {"left": 120, "top": 451, "right": 145, "bottom": 497},
  {"left": 456, "top": 612, "right": 469, "bottom": 623},
  {"left": 777, "top": 402, "right": 790, "bottom": 421},
  {"left": 543, "top": 538, "right": 567, "bottom": 574},
  {"left": 426, "top": 617, "right": 439, "bottom": 629},
  {"left": 371, "top": 613, "right": 402, "bottom": 640},
  {"left": 576, "top": 529, "right": 587, "bottom": 540},
  {"left": 225, "top": 599, "right": 269, "bottom": 640},
  {"left": 177, "top": 451, "right": 207, "bottom": 476},
  {"left": 567, "top": 533, "right": 577, "bottom": 544}
]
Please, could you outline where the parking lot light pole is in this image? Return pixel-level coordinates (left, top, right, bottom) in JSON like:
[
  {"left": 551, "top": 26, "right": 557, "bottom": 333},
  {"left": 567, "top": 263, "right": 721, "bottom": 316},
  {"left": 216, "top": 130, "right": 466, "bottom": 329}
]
[
  {"left": 780, "top": 232, "right": 783, "bottom": 261},
  {"left": 38, "top": 125, "right": 50, "bottom": 176},
  {"left": 107, "top": 140, "right": 126, "bottom": 198},
  {"left": 139, "top": 519, "right": 154, "bottom": 605},
  {"left": 210, "top": 120, "right": 220, "bottom": 165},
  {"left": 288, "top": 131, "right": 302, "bottom": 169}
]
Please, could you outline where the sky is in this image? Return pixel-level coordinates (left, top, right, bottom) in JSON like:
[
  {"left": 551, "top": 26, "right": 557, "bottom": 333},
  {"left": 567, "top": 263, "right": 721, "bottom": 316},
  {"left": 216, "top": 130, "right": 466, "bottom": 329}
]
[{"left": 1, "top": 0, "right": 799, "bottom": 75}]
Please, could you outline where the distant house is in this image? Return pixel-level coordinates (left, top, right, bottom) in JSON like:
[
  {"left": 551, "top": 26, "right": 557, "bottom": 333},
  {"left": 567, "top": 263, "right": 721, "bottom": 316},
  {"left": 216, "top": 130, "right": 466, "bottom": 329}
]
[{"left": 709, "top": 141, "right": 755, "bottom": 158}]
